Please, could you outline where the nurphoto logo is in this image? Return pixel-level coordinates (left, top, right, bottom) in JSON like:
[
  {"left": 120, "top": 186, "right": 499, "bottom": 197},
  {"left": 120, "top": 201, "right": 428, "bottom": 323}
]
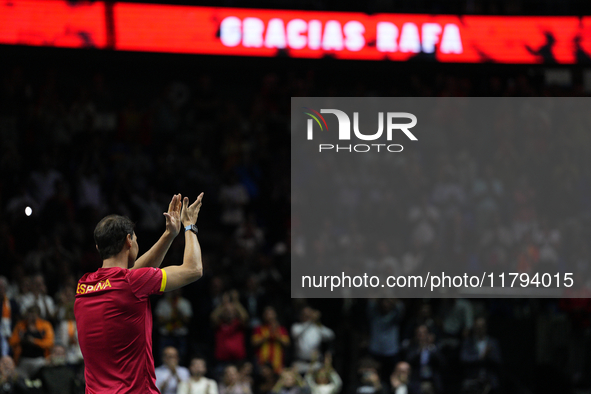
[{"left": 303, "top": 108, "right": 417, "bottom": 152}]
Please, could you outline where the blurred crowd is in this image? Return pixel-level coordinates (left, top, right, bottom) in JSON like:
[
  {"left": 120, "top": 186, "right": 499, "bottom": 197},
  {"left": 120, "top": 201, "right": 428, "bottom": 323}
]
[
  {"left": 0, "top": 274, "right": 517, "bottom": 394},
  {"left": 0, "top": 55, "right": 591, "bottom": 394},
  {"left": 293, "top": 97, "right": 591, "bottom": 298}
]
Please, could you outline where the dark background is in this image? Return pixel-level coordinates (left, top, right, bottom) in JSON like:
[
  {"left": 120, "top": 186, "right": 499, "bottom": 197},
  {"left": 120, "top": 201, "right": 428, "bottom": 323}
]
[{"left": 1, "top": 1, "right": 591, "bottom": 394}]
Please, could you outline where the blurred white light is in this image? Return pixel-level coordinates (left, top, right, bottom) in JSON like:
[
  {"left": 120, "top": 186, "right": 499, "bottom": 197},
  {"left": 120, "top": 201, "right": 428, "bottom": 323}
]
[{"left": 25, "top": 206, "right": 32, "bottom": 216}]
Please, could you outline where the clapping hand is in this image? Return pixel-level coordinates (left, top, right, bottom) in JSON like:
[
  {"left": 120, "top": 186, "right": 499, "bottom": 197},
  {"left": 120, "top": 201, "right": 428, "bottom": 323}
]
[
  {"left": 163, "top": 194, "right": 182, "bottom": 236},
  {"left": 181, "top": 193, "right": 204, "bottom": 227}
]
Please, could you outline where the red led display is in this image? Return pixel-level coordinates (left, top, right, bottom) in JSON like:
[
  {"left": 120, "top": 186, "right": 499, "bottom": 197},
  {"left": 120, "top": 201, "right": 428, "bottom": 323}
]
[{"left": 2, "top": 0, "right": 591, "bottom": 64}]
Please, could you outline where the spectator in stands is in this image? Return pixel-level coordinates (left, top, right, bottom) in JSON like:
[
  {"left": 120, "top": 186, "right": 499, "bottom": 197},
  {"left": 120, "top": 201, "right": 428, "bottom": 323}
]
[
  {"left": 40, "top": 179, "right": 74, "bottom": 234},
  {"left": 399, "top": 241, "right": 425, "bottom": 276},
  {"left": 305, "top": 352, "right": 342, "bottom": 394},
  {"left": 130, "top": 188, "right": 167, "bottom": 241},
  {"left": 2, "top": 270, "right": 20, "bottom": 303},
  {"left": 156, "top": 288, "right": 193, "bottom": 364},
  {"left": 177, "top": 357, "right": 218, "bottom": 394},
  {"left": 252, "top": 306, "right": 290, "bottom": 373},
  {"left": 22, "top": 242, "right": 51, "bottom": 284},
  {"left": 219, "top": 174, "right": 250, "bottom": 229},
  {"left": 460, "top": 317, "right": 502, "bottom": 393},
  {"left": 532, "top": 218, "right": 561, "bottom": 268},
  {"left": 54, "top": 307, "right": 82, "bottom": 365},
  {"left": 156, "top": 346, "right": 190, "bottom": 394},
  {"left": 14, "top": 277, "right": 31, "bottom": 312},
  {"left": 241, "top": 275, "right": 267, "bottom": 329},
  {"left": 404, "top": 325, "right": 444, "bottom": 392},
  {"left": 9, "top": 305, "right": 54, "bottom": 378},
  {"left": 19, "top": 275, "right": 55, "bottom": 323},
  {"left": 389, "top": 362, "right": 419, "bottom": 394},
  {"left": 471, "top": 165, "right": 504, "bottom": 231},
  {"left": 211, "top": 291, "right": 249, "bottom": 368},
  {"left": 367, "top": 299, "right": 405, "bottom": 382},
  {"left": 54, "top": 276, "right": 76, "bottom": 323},
  {"left": 479, "top": 214, "right": 513, "bottom": 272},
  {"left": 28, "top": 155, "right": 63, "bottom": 210},
  {"left": 511, "top": 176, "right": 537, "bottom": 239},
  {"left": 253, "top": 256, "right": 283, "bottom": 297},
  {"left": 291, "top": 307, "right": 334, "bottom": 374},
  {"left": 77, "top": 166, "right": 106, "bottom": 214},
  {"left": 0, "top": 355, "right": 29, "bottom": 394},
  {"left": 209, "top": 276, "right": 226, "bottom": 309},
  {"left": 408, "top": 196, "right": 440, "bottom": 248},
  {"left": 220, "top": 365, "right": 252, "bottom": 394},
  {"left": 235, "top": 216, "right": 265, "bottom": 255},
  {"left": 439, "top": 298, "right": 474, "bottom": 345},
  {"left": 375, "top": 242, "right": 400, "bottom": 282},
  {"left": 348, "top": 357, "right": 387, "bottom": 394},
  {"left": 432, "top": 169, "right": 467, "bottom": 217},
  {"left": 254, "top": 363, "right": 277, "bottom": 394},
  {"left": 36, "top": 344, "right": 77, "bottom": 394},
  {"left": 271, "top": 368, "right": 307, "bottom": 394},
  {"left": 68, "top": 86, "right": 97, "bottom": 134},
  {"left": 239, "top": 362, "right": 254, "bottom": 387},
  {"left": 403, "top": 302, "right": 438, "bottom": 342},
  {"left": 0, "top": 277, "right": 20, "bottom": 357}
]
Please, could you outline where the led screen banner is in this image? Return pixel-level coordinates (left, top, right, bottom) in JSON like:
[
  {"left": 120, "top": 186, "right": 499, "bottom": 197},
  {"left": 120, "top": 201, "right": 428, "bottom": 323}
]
[
  {"left": 0, "top": 0, "right": 107, "bottom": 48},
  {"left": 2, "top": 0, "right": 591, "bottom": 64},
  {"left": 113, "top": 5, "right": 591, "bottom": 63}
]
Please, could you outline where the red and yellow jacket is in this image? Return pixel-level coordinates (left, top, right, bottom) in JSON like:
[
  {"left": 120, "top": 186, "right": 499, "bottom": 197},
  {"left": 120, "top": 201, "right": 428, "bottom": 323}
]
[{"left": 252, "top": 324, "right": 290, "bottom": 373}]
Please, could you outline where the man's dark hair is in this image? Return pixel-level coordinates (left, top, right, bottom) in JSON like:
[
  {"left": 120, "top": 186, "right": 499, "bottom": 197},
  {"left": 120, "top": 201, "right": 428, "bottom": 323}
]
[
  {"left": 94, "top": 215, "right": 135, "bottom": 260},
  {"left": 27, "top": 304, "right": 41, "bottom": 317}
]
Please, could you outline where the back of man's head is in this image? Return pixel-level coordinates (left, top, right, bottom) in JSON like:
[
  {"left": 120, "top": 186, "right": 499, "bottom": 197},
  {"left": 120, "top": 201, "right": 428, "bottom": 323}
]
[{"left": 94, "top": 215, "right": 135, "bottom": 260}]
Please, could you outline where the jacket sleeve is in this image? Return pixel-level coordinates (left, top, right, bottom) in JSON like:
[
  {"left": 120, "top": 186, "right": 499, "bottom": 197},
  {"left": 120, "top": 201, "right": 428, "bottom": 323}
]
[
  {"left": 330, "top": 371, "right": 342, "bottom": 394},
  {"left": 8, "top": 321, "right": 23, "bottom": 348},
  {"left": 32, "top": 320, "right": 55, "bottom": 354}
]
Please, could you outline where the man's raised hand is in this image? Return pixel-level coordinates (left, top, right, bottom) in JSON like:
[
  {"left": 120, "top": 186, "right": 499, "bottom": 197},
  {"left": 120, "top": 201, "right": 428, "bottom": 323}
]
[
  {"left": 181, "top": 193, "right": 204, "bottom": 227},
  {"left": 163, "top": 194, "right": 182, "bottom": 236}
]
